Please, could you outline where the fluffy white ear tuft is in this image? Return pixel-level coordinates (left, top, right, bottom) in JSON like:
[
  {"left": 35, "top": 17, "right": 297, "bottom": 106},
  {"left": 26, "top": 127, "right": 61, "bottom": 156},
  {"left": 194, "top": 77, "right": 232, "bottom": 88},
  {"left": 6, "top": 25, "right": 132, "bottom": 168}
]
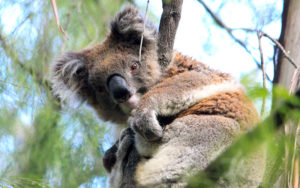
[{"left": 51, "top": 52, "right": 89, "bottom": 105}]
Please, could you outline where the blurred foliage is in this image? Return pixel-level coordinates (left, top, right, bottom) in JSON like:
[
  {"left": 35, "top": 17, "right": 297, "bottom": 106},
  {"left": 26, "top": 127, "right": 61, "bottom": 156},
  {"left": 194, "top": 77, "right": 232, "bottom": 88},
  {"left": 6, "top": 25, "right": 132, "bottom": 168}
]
[
  {"left": 0, "top": 0, "right": 132, "bottom": 187},
  {"left": 0, "top": 0, "right": 294, "bottom": 188},
  {"left": 240, "top": 71, "right": 271, "bottom": 118}
]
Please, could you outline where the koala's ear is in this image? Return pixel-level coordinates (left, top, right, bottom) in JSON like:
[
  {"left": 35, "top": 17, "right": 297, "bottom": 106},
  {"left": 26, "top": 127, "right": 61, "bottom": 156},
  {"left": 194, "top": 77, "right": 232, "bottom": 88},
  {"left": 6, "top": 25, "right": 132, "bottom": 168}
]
[
  {"left": 51, "top": 52, "right": 90, "bottom": 104},
  {"left": 110, "top": 6, "right": 156, "bottom": 46}
]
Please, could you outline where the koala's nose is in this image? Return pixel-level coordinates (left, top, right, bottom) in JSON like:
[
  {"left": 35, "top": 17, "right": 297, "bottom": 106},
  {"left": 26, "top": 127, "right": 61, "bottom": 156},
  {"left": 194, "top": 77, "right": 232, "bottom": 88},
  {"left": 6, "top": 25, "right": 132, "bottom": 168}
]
[{"left": 107, "top": 75, "right": 132, "bottom": 103}]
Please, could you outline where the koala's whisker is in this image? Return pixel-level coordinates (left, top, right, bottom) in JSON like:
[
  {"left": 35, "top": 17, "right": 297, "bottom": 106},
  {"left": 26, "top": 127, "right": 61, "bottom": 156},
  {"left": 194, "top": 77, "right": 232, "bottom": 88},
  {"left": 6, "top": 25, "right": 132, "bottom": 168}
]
[{"left": 138, "top": 0, "right": 150, "bottom": 63}]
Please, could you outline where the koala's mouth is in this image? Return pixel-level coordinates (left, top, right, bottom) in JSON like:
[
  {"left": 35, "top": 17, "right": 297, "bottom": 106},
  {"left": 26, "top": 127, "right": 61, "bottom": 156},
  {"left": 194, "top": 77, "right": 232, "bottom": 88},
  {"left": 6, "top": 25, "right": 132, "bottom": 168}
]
[{"left": 119, "top": 94, "right": 140, "bottom": 114}]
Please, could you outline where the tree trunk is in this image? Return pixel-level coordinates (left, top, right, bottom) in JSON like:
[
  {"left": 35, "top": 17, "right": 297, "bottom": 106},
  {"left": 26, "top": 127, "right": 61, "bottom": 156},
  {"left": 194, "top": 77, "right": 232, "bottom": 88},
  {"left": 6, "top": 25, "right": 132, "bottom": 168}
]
[
  {"left": 274, "top": 0, "right": 300, "bottom": 88},
  {"left": 273, "top": 1, "right": 300, "bottom": 187}
]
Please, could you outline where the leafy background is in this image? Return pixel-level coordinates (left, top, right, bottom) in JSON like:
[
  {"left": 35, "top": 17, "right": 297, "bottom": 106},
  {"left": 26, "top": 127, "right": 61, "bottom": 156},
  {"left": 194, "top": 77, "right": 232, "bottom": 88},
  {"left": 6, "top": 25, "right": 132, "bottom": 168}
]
[{"left": 0, "top": 0, "right": 287, "bottom": 187}]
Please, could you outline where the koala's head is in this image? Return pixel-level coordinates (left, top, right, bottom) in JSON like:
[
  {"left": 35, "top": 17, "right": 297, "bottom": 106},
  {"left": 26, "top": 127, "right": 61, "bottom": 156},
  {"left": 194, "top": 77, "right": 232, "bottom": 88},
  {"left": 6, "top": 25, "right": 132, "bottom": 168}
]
[{"left": 51, "top": 7, "right": 161, "bottom": 124}]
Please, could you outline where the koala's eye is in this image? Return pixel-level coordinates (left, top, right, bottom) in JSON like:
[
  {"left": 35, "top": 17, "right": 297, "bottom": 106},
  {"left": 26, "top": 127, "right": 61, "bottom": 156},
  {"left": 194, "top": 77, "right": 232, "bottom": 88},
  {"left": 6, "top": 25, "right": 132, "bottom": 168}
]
[{"left": 130, "top": 61, "right": 140, "bottom": 73}]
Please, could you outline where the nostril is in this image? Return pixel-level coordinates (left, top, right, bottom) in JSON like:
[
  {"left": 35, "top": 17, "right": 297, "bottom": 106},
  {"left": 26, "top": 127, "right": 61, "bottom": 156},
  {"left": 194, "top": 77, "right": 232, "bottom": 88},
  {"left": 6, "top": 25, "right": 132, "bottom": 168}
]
[
  {"left": 107, "top": 75, "right": 132, "bottom": 103},
  {"left": 113, "top": 88, "right": 132, "bottom": 103}
]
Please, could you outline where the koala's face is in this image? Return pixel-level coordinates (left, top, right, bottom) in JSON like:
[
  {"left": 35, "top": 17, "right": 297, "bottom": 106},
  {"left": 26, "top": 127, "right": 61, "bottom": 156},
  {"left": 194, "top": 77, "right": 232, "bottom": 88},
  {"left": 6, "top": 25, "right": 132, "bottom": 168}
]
[
  {"left": 85, "top": 39, "right": 161, "bottom": 120},
  {"left": 51, "top": 7, "right": 161, "bottom": 124}
]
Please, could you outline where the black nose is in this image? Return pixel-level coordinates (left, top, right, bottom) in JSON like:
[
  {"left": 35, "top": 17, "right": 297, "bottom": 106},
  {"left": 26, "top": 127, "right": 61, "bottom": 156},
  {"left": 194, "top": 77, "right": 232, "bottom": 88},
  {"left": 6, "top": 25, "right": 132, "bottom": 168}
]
[{"left": 107, "top": 75, "right": 132, "bottom": 103}]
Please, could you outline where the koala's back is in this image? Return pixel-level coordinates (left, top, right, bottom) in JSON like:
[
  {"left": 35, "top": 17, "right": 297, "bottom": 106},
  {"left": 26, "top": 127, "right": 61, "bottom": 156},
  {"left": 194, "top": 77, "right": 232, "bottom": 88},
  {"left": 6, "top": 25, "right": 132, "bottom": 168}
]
[
  {"left": 156, "top": 52, "right": 259, "bottom": 130},
  {"left": 179, "top": 90, "right": 259, "bottom": 129}
]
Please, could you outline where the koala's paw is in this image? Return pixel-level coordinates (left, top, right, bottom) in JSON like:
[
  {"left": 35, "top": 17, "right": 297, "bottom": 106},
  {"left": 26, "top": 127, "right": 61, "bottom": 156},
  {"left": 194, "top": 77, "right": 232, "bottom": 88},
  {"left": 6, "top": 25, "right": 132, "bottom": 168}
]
[
  {"left": 116, "top": 128, "right": 135, "bottom": 160},
  {"left": 102, "top": 142, "right": 118, "bottom": 173},
  {"left": 103, "top": 128, "right": 134, "bottom": 173},
  {"left": 129, "top": 109, "right": 163, "bottom": 142}
]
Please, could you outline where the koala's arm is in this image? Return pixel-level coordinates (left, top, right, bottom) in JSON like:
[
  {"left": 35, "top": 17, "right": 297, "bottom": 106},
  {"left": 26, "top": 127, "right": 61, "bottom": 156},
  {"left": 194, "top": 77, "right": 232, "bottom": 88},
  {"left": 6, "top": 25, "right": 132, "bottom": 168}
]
[
  {"left": 111, "top": 115, "right": 264, "bottom": 187},
  {"left": 104, "top": 128, "right": 142, "bottom": 188},
  {"left": 133, "top": 115, "right": 265, "bottom": 188},
  {"left": 107, "top": 116, "right": 264, "bottom": 187},
  {"left": 130, "top": 70, "right": 241, "bottom": 141}
]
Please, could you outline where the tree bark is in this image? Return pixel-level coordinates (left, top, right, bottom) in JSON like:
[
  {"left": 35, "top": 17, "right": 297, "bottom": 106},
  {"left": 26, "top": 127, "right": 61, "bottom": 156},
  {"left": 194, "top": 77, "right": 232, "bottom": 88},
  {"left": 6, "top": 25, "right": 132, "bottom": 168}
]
[
  {"left": 274, "top": 0, "right": 300, "bottom": 89},
  {"left": 273, "top": 1, "right": 300, "bottom": 187},
  {"left": 157, "top": 0, "right": 183, "bottom": 71}
]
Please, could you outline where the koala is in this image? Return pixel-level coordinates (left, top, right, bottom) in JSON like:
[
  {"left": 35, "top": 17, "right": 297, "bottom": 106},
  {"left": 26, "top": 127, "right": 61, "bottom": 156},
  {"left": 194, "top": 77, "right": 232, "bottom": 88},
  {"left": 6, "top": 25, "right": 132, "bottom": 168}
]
[{"left": 51, "top": 6, "right": 265, "bottom": 188}]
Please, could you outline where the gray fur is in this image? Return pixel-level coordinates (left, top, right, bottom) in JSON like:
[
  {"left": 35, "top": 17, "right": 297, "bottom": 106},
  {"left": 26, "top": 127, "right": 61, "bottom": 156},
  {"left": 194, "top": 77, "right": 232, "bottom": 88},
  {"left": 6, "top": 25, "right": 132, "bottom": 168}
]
[
  {"left": 110, "top": 6, "right": 156, "bottom": 45},
  {"left": 110, "top": 117, "right": 265, "bottom": 188},
  {"left": 51, "top": 52, "right": 89, "bottom": 105}
]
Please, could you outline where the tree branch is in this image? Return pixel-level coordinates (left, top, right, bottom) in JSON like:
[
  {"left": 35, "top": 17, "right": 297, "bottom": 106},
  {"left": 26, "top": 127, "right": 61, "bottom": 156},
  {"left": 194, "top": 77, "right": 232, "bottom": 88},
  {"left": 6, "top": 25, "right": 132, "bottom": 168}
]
[
  {"left": 0, "top": 79, "right": 29, "bottom": 89},
  {"left": 77, "top": 0, "right": 92, "bottom": 42},
  {"left": 261, "top": 32, "right": 297, "bottom": 69},
  {"left": 257, "top": 31, "right": 266, "bottom": 116},
  {"left": 196, "top": 0, "right": 273, "bottom": 82},
  {"left": 51, "top": 0, "right": 69, "bottom": 39},
  {"left": 198, "top": 0, "right": 298, "bottom": 80},
  {"left": 82, "top": 2, "right": 99, "bottom": 45},
  {"left": 233, "top": 28, "right": 297, "bottom": 69},
  {"left": 60, "top": 1, "right": 76, "bottom": 52},
  {"left": 11, "top": 13, "right": 33, "bottom": 35},
  {"left": 157, "top": 0, "right": 183, "bottom": 71}
]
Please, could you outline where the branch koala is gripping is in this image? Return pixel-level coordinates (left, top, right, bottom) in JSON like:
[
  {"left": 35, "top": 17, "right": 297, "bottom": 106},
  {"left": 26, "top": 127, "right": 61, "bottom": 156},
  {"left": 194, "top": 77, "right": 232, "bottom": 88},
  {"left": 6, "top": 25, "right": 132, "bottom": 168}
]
[{"left": 51, "top": 7, "right": 265, "bottom": 187}]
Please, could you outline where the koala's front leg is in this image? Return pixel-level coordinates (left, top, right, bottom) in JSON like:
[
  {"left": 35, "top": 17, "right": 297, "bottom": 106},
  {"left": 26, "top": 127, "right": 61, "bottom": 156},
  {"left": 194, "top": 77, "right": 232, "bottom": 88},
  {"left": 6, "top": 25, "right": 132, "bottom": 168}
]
[
  {"left": 105, "top": 128, "right": 141, "bottom": 188},
  {"left": 130, "top": 70, "right": 241, "bottom": 143},
  {"left": 129, "top": 71, "right": 211, "bottom": 142},
  {"left": 103, "top": 128, "right": 134, "bottom": 173},
  {"left": 129, "top": 108, "right": 163, "bottom": 142}
]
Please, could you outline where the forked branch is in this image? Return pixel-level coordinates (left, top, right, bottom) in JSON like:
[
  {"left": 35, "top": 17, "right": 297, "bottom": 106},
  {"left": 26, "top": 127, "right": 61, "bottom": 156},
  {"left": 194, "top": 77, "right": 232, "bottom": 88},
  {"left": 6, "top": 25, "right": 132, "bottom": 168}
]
[{"left": 157, "top": 0, "right": 183, "bottom": 71}]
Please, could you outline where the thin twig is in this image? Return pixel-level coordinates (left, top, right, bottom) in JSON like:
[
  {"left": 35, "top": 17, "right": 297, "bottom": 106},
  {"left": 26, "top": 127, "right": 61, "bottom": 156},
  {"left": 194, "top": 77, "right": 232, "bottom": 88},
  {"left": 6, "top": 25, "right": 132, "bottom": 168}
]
[
  {"left": 60, "top": 1, "right": 76, "bottom": 52},
  {"left": 77, "top": 0, "right": 92, "bottom": 42},
  {"left": 197, "top": 0, "right": 232, "bottom": 35},
  {"left": 0, "top": 79, "right": 29, "bottom": 89},
  {"left": 196, "top": 0, "right": 273, "bottom": 81},
  {"left": 11, "top": 13, "right": 33, "bottom": 35},
  {"left": 64, "top": 1, "right": 76, "bottom": 30},
  {"left": 82, "top": 3, "right": 99, "bottom": 45},
  {"left": 261, "top": 32, "right": 297, "bottom": 69},
  {"left": 196, "top": 0, "right": 258, "bottom": 65},
  {"left": 294, "top": 159, "right": 299, "bottom": 188},
  {"left": 257, "top": 31, "right": 266, "bottom": 117},
  {"left": 51, "top": 0, "right": 69, "bottom": 39},
  {"left": 138, "top": 0, "right": 150, "bottom": 63},
  {"left": 230, "top": 28, "right": 297, "bottom": 69}
]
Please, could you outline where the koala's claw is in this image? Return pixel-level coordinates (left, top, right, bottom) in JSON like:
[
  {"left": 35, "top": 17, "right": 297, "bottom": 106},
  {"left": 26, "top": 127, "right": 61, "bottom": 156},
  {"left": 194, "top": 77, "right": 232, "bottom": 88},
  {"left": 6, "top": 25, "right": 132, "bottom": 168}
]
[
  {"left": 129, "top": 109, "right": 163, "bottom": 142},
  {"left": 119, "top": 127, "right": 133, "bottom": 141}
]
